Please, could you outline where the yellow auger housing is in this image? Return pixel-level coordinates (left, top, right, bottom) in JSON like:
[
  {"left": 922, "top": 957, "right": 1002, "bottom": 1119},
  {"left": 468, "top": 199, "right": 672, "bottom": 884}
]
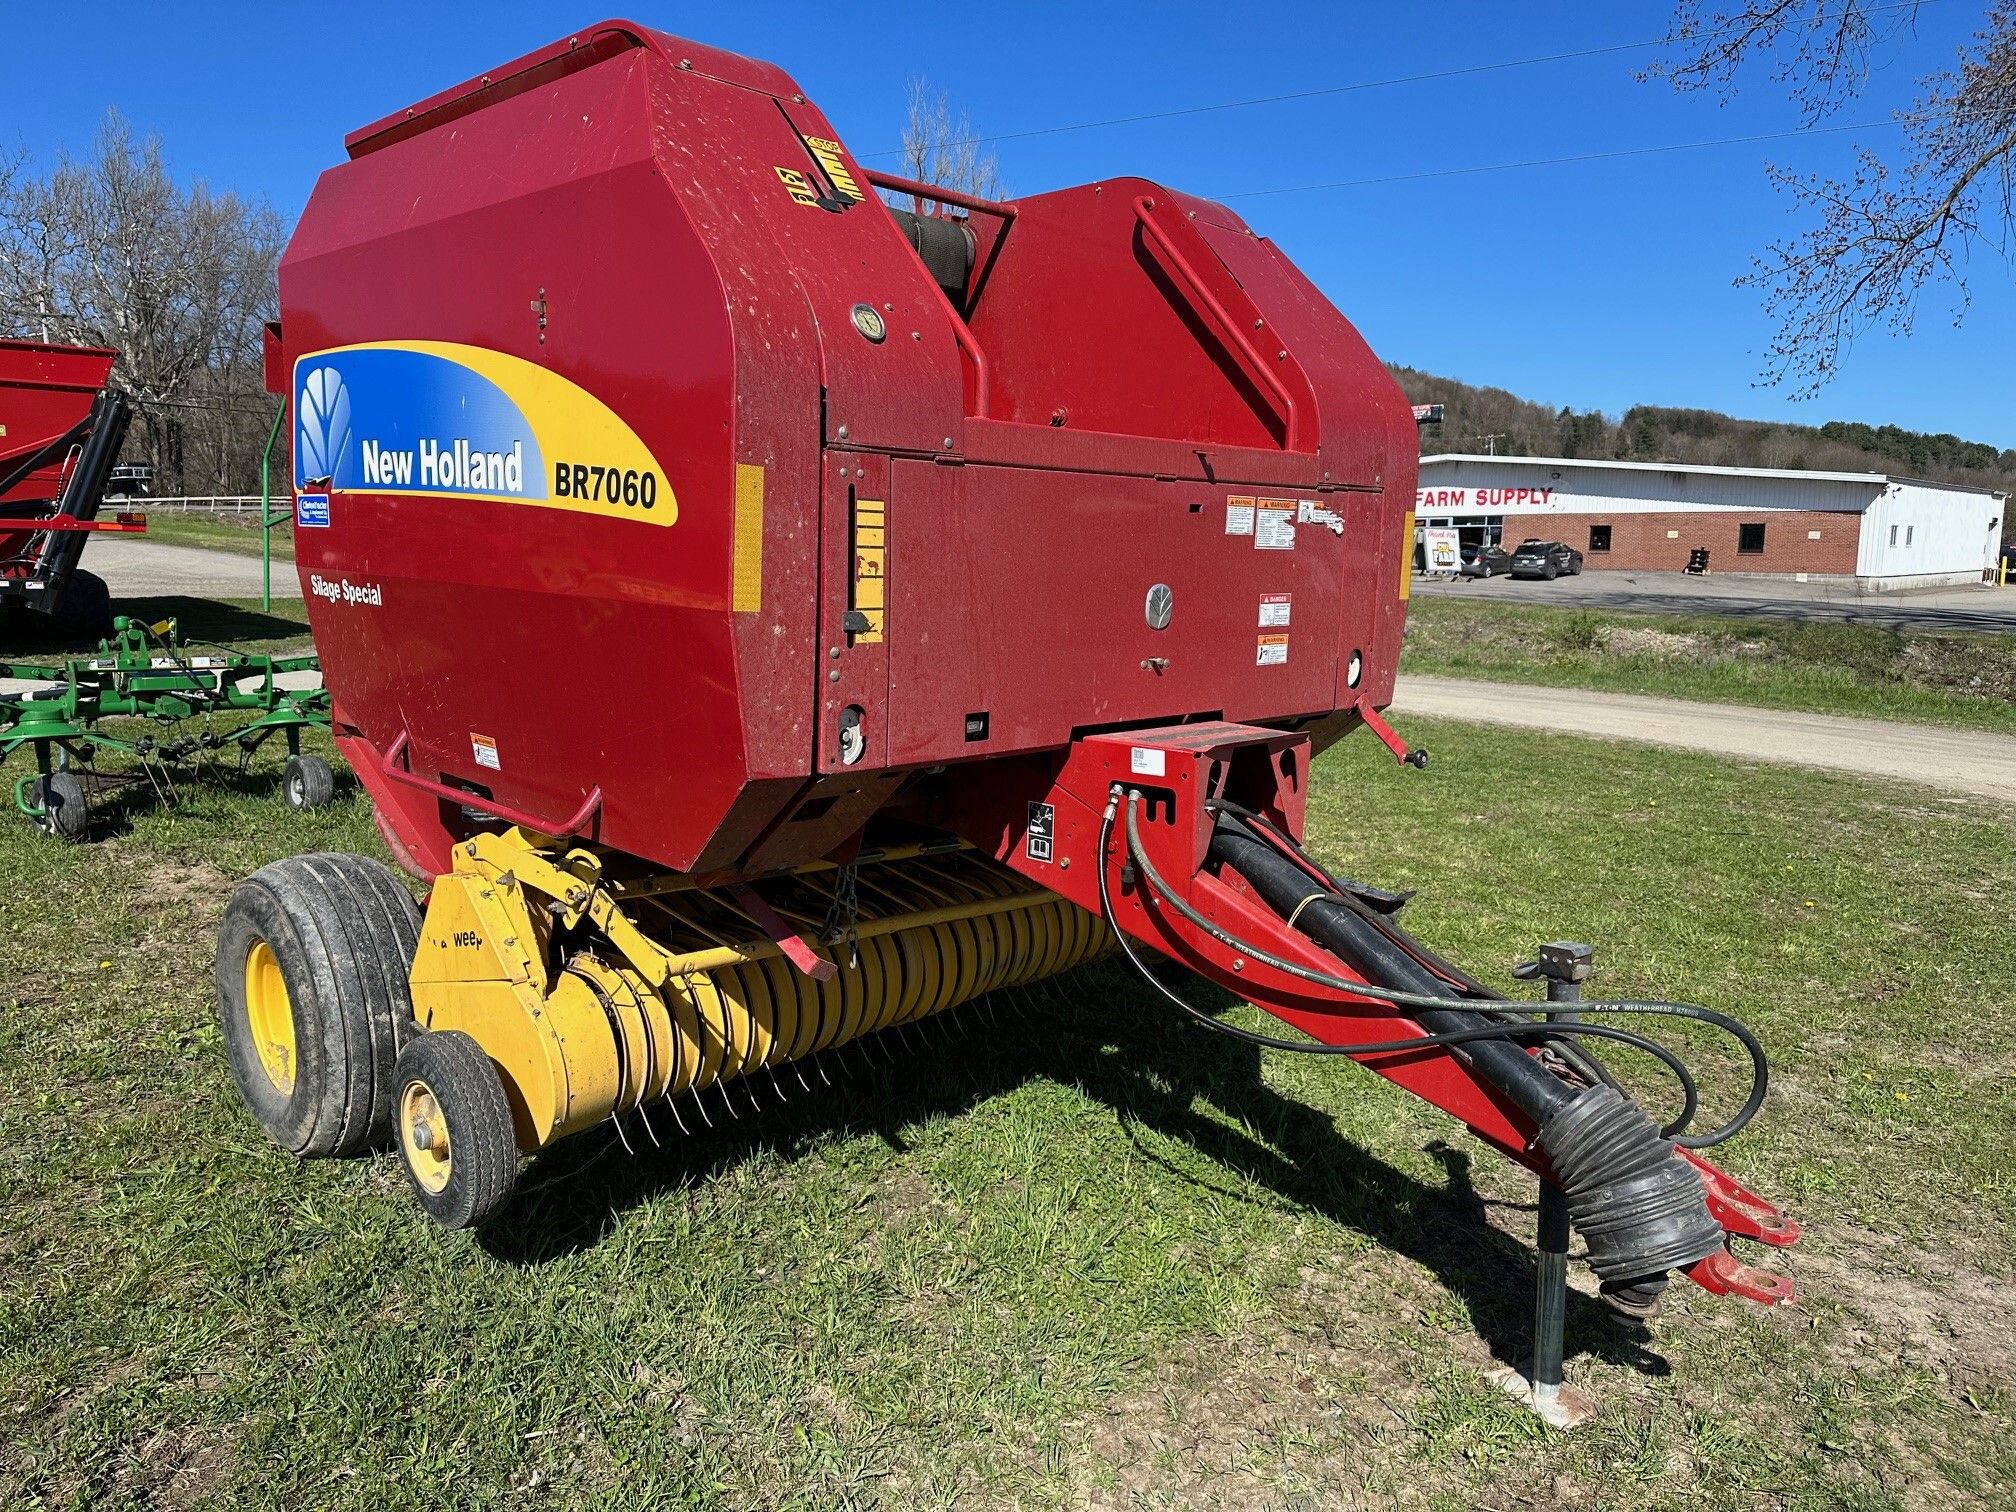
[{"left": 409, "top": 831, "right": 1112, "bottom": 1157}]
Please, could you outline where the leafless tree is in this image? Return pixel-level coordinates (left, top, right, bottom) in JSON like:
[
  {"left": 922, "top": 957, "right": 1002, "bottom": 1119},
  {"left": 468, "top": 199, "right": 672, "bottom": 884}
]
[
  {"left": 0, "top": 112, "right": 284, "bottom": 493},
  {"left": 1649, "top": 1, "right": 2016, "bottom": 394},
  {"left": 896, "top": 79, "right": 1004, "bottom": 208}
]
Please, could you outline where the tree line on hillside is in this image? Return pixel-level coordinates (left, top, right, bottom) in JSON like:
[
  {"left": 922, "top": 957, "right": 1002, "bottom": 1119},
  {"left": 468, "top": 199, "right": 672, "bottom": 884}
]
[{"left": 1392, "top": 366, "right": 2016, "bottom": 531}]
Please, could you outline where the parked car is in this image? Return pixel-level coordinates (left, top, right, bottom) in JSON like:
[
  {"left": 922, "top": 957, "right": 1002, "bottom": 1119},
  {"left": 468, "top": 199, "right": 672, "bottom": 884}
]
[
  {"left": 1461, "top": 543, "right": 1513, "bottom": 579},
  {"left": 1509, "top": 539, "right": 1584, "bottom": 580}
]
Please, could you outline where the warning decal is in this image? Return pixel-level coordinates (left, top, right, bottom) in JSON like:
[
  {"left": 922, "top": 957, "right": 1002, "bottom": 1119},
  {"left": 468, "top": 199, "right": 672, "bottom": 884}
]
[
  {"left": 1255, "top": 500, "right": 1296, "bottom": 550},
  {"left": 1225, "top": 496, "right": 1255, "bottom": 536},
  {"left": 1259, "top": 593, "right": 1291, "bottom": 628},
  {"left": 1026, "top": 802, "right": 1055, "bottom": 864},
  {"left": 471, "top": 733, "right": 501, "bottom": 770},
  {"left": 1256, "top": 634, "right": 1289, "bottom": 667}
]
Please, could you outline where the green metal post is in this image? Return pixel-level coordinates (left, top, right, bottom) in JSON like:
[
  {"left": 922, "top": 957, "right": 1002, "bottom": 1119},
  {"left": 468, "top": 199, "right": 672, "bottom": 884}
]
[{"left": 259, "top": 400, "right": 287, "bottom": 612}]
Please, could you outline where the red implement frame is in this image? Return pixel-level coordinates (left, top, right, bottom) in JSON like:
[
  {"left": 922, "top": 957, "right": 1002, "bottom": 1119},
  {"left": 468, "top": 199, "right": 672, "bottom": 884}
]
[{"left": 948, "top": 721, "right": 1801, "bottom": 1304}]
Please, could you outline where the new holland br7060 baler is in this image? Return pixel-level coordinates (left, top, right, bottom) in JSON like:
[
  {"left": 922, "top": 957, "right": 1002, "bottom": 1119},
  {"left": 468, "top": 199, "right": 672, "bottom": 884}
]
[{"left": 218, "top": 22, "right": 1795, "bottom": 1395}]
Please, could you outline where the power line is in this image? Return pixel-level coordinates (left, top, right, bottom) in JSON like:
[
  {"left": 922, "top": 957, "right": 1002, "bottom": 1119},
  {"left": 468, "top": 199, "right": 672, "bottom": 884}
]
[
  {"left": 1217, "top": 116, "right": 1901, "bottom": 199},
  {"left": 857, "top": 0, "right": 1943, "bottom": 160}
]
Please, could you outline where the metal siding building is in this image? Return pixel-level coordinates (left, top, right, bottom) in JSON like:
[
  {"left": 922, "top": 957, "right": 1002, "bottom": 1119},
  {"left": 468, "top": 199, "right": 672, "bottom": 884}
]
[{"left": 1416, "top": 454, "right": 2006, "bottom": 589}]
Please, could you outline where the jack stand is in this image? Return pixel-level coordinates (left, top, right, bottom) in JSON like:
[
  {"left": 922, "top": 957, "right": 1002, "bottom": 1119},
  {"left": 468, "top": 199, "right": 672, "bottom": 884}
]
[{"left": 1492, "top": 941, "right": 1600, "bottom": 1429}]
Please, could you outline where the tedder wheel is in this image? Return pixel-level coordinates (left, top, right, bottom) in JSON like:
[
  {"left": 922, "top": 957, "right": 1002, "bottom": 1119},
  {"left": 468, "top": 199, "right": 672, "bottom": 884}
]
[
  {"left": 392, "top": 1030, "right": 518, "bottom": 1229},
  {"left": 31, "top": 772, "right": 89, "bottom": 841},
  {"left": 282, "top": 753, "right": 337, "bottom": 811},
  {"left": 215, "top": 853, "right": 423, "bottom": 1157}
]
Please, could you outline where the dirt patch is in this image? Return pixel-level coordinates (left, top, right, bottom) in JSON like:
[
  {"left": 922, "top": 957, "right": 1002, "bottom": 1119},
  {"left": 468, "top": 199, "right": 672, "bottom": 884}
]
[
  {"left": 1598, "top": 626, "right": 1707, "bottom": 659},
  {"left": 133, "top": 856, "right": 233, "bottom": 915},
  {"left": 109, "top": 1425, "right": 236, "bottom": 1510},
  {"left": 1896, "top": 637, "right": 2016, "bottom": 702},
  {"left": 1790, "top": 1223, "right": 2016, "bottom": 1391}
]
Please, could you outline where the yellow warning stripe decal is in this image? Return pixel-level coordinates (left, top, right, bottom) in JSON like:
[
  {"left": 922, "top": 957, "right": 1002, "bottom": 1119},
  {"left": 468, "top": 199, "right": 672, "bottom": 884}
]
[{"left": 733, "top": 464, "right": 764, "bottom": 613}]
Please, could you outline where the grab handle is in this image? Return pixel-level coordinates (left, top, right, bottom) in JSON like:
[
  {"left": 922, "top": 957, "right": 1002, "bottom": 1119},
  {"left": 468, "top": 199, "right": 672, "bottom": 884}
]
[
  {"left": 1132, "top": 196, "right": 1301, "bottom": 450},
  {"left": 380, "top": 730, "right": 603, "bottom": 837}
]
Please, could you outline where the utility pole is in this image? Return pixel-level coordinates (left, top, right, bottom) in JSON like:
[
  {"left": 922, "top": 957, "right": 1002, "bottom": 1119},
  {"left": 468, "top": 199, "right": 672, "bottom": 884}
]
[{"left": 1482, "top": 433, "right": 1506, "bottom": 456}]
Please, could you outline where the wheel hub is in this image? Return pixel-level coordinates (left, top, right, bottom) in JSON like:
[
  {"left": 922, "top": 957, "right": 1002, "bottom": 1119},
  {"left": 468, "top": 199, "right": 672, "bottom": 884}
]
[
  {"left": 242, "top": 939, "right": 297, "bottom": 1094},
  {"left": 400, "top": 1081, "right": 453, "bottom": 1192}
]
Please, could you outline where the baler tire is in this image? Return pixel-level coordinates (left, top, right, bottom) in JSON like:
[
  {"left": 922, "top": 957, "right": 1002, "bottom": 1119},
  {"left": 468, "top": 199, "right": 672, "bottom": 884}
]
[
  {"left": 215, "top": 853, "right": 421, "bottom": 1158},
  {"left": 392, "top": 1031, "right": 518, "bottom": 1229},
  {"left": 32, "top": 772, "right": 89, "bottom": 841},
  {"left": 283, "top": 754, "right": 337, "bottom": 811}
]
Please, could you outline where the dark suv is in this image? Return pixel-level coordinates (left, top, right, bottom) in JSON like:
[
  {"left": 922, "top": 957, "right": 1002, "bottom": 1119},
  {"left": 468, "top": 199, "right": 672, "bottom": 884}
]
[{"left": 1509, "top": 539, "right": 1584, "bottom": 580}]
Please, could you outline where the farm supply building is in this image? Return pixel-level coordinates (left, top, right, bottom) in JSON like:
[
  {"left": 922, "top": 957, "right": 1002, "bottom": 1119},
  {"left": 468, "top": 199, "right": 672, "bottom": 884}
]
[{"left": 1417, "top": 453, "right": 2005, "bottom": 590}]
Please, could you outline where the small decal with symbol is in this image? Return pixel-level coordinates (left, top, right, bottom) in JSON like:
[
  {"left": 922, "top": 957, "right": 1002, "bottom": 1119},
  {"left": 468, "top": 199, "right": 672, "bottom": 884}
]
[{"left": 1026, "top": 802, "right": 1055, "bottom": 863}]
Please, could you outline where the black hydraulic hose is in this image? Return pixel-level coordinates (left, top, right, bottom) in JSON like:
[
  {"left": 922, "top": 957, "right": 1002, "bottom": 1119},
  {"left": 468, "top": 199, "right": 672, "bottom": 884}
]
[
  {"left": 1108, "top": 793, "right": 1732, "bottom": 1286},
  {"left": 1205, "top": 802, "right": 1626, "bottom": 1095},
  {"left": 1094, "top": 806, "right": 1703, "bottom": 1130},
  {"left": 1207, "top": 806, "right": 1633, "bottom": 1097},
  {"left": 1125, "top": 795, "right": 1767, "bottom": 1151},
  {"left": 1208, "top": 827, "right": 1577, "bottom": 1125}
]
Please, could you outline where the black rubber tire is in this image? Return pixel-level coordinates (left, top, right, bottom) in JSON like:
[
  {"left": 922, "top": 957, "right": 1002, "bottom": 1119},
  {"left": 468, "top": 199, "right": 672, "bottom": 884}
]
[
  {"left": 215, "top": 853, "right": 423, "bottom": 1157},
  {"left": 283, "top": 753, "right": 337, "bottom": 810},
  {"left": 1543, "top": 564, "right": 1559, "bottom": 581},
  {"left": 51, "top": 570, "right": 112, "bottom": 640},
  {"left": 32, "top": 771, "right": 89, "bottom": 841},
  {"left": 392, "top": 1030, "right": 518, "bottom": 1229}
]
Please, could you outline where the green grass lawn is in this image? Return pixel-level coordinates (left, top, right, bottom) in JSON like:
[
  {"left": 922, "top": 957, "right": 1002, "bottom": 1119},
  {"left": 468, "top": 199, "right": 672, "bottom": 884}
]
[
  {"left": 1, "top": 725, "right": 2012, "bottom": 1508},
  {"left": 1403, "top": 598, "right": 2016, "bottom": 734},
  {"left": 140, "top": 512, "right": 295, "bottom": 562}
]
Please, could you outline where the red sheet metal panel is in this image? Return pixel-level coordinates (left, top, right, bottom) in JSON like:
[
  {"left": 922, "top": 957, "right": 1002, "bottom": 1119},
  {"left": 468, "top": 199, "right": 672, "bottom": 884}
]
[
  {"left": 1, "top": 339, "right": 119, "bottom": 575},
  {"left": 273, "top": 21, "right": 1417, "bottom": 879}
]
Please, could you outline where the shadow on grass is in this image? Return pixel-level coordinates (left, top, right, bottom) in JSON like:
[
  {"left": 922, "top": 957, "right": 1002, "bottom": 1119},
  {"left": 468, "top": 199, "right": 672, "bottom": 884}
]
[
  {"left": 2, "top": 595, "right": 310, "bottom": 658},
  {"left": 480, "top": 960, "right": 1664, "bottom": 1379}
]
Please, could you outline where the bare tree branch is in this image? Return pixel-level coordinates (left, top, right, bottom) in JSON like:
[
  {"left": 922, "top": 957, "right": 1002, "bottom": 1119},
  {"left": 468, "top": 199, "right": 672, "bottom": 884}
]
[
  {"left": 896, "top": 80, "right": 1003, "bottom": 209},
  {"left": 0, "top": 112, "right": 281, "bottom": 490},
  {"left": 1651, "top": 1, "right": 2015, "bottom": 393}
]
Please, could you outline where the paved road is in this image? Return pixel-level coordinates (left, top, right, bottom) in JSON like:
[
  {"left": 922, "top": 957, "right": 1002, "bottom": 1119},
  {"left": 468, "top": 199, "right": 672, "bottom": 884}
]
[
  {"left": 1415, "top": 569, "right": 2016, "bottom": 634},
  {"left": 1390, "top": 674, "right": 2016, "bottom": 805},
  {"left": 81, "top": 537, "right": 299, "bottom": 600}
]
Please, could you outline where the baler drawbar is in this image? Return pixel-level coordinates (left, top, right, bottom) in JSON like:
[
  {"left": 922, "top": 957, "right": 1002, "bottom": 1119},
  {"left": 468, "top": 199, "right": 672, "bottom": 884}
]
[{"left": 214, "top": 19, "right": 1796, "bottom": 1413}]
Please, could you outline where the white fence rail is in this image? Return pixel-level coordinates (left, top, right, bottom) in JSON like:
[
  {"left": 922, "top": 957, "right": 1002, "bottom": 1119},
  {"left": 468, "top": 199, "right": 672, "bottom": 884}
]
[{"left": 115, "top": 495, "right": 268, "bottom": 514}]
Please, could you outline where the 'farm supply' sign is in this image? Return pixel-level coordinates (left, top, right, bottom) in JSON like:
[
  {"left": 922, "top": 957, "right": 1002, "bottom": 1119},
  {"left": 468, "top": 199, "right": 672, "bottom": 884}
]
[{"left": 1417, "top": 486, "right": 1559, "bottom": 509}]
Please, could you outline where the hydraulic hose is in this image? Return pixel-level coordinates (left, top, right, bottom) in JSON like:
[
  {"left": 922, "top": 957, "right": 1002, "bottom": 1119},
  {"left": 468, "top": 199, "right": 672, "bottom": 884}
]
[
  {"left": 1107, "top": 790, "right": 1729, "bottom": 1287},
  {"left": 1208, "top": 827, "right": 1577, "bottom": 1126},
  {"left": 1128, "top": 800, "right": 1768, "bottom": 1151}
]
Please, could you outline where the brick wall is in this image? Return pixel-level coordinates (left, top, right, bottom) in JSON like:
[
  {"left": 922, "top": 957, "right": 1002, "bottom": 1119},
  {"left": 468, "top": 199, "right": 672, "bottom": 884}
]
[{"left": 1512, "top": 511, "right": 1861, "bottom": 575}]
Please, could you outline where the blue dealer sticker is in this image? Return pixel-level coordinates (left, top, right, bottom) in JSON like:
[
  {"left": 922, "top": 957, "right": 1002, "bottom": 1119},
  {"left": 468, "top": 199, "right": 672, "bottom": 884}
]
[{"left": 296, "top": 491, "right": 330, "bottom": 528}]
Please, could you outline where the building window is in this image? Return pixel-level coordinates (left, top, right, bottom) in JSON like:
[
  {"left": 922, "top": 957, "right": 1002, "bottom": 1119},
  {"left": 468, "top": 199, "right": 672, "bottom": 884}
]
[
  {"left": 1738, "top": 523, "right": 1766, "bottom": 555},
  {"left": 1889, "top": 524, "right": 1899, "bottom": 546},
  {"left": 1588, "top": 524, "right": 1612, "bottom": 553},
  {"left": 1907, "top": 525, "right": 1915, "bottom": 546}
]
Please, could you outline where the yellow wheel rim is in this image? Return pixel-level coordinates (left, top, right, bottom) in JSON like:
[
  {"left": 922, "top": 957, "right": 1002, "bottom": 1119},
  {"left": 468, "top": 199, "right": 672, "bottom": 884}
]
[
  {"left": 243, "top": 939, "right": 298, "bottom": 1094},
  {"left": 400, "top": 1080, "right": 453, "bottom": 1194}
]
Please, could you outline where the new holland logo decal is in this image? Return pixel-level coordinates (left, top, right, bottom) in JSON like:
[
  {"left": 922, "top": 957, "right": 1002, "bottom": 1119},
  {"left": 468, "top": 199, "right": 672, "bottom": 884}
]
[{"left": 292, "top": 341, "right": 676, "bottom": 525}]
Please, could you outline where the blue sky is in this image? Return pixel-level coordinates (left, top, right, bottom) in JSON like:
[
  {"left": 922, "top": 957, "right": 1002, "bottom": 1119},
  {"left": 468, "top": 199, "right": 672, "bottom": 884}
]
[{"left": 7, "top": 1, "right": 2009, "bottom": 445}]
